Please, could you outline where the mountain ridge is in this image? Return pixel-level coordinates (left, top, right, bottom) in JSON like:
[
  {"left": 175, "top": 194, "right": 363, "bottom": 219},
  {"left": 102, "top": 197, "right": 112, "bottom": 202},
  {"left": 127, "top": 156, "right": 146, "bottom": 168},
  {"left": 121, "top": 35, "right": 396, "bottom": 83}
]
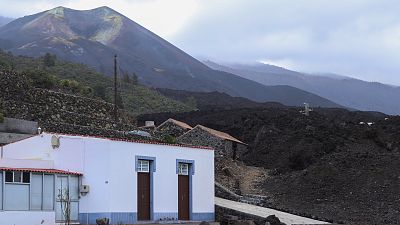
[
  {"left": 0, "top": 6, "right": 343, "bottom": 109},
  {"left": 0, "top": 16, "right": 13, "bottom": 27},
  {"left": 204, "top": 61, "right": 400, "bottom": 115}
]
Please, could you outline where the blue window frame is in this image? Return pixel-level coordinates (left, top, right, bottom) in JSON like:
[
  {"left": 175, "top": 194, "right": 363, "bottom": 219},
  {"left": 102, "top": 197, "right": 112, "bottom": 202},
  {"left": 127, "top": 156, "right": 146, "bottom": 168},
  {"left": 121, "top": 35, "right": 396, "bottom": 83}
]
[{"left": 135, "top": 156, "right": 156, "bottom": 172}]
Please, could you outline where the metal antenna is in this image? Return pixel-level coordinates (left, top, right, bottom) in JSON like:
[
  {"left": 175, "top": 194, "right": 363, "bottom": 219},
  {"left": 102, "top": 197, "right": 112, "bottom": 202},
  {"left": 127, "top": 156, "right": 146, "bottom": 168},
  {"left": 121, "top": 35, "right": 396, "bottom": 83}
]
[
  {"left": 114, "top": 54, "right": 118, "bottom": 122},
  {"left": 300, "top": 103, "right": 313, "bottom": 116}
]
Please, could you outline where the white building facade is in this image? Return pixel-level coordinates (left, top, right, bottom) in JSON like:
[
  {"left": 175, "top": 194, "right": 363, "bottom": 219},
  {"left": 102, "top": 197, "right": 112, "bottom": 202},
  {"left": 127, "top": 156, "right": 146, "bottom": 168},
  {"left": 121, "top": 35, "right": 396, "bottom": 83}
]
[{"left": 0, "top": 133, "right": 215, "bottom": 225}]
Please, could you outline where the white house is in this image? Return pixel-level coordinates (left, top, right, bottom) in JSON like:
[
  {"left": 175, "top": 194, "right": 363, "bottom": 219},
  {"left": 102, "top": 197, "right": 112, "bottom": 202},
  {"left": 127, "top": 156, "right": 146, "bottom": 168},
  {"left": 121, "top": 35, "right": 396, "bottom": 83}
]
[{"left": 0, "top": 132, "right": 215, "bottom": 225}]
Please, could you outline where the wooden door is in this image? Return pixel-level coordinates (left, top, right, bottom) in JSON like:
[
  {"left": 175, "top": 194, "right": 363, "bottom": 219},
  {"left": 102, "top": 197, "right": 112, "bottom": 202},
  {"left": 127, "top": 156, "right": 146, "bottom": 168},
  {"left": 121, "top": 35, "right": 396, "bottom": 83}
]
[
  {"left": 178, "top": 175, "right": 190, "bottom": 220},
  {"left": 137, "top": 172, "right": 151, "bottom": 220}
]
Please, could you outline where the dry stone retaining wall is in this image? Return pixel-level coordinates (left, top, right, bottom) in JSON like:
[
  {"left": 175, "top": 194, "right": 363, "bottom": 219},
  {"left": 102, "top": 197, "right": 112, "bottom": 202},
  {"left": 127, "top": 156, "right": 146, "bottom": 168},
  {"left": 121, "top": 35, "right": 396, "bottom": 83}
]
[
  {"left": 154, "top": 121, "right": 190, "bottom": 139},
  {"left": 0, "top": 70, "right": 136, "bottom": 133},
  {"left": 177, "top": 126, "right": 228, "bottom": 156}
]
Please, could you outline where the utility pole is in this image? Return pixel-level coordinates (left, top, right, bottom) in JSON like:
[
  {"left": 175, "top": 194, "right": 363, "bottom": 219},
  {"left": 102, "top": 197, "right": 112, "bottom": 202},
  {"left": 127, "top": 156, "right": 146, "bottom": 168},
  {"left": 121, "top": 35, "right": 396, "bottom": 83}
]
[{"left": 114, "top": 54, "right": 118, "bottom": 122}]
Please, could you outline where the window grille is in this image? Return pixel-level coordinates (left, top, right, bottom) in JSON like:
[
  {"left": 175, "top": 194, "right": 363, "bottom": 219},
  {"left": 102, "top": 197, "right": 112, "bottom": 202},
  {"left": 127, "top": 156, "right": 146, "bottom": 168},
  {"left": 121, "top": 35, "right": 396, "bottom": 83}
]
[
  {"left": 137, "top": 160, "right": 150, "bottom": 172},
  {"left": 178, "top": 163, "right": 189, "bottom": 175}
]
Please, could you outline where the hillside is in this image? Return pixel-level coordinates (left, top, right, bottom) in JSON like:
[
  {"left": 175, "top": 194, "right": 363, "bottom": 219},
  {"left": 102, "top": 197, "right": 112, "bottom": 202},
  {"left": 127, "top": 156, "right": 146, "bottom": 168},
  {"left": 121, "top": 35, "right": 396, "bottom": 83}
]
[
  {"left": 205, "top": 61, "right": 400, "bottom": 115},
  {"left": 138, "top": 108, "right": 400, "bottom": 225},
  {"left": 0, "top": 16, "right": 13, "bottom": 27},
  {"left": 157, "top": 89, "right": 285, "bottom": 110},
  {"left": 0, "top": 49, "right": 194, "bottom": 115},
  {"left": 0, "top": 6, "right": 343, "bottom": 108}
]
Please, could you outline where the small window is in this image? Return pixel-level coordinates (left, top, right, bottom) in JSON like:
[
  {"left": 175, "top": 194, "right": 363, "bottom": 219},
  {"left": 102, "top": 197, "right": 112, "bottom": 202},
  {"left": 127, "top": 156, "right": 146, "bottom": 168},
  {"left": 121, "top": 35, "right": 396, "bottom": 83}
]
[
  {"left": 5, "top": 171, "right": 13, "bottom": 182},
  {"left": 23, "top": 172, "right": 30, "bottom": 183},
  {"left": 137, "top": 160, "right": 150, "bottom": 173},
  {"left": 178, "top": 163, "right": 189, "bottom": 175},
  {"left": 14, "top": 171, "right": 22, "bottom": 183},
  {"left": 5, "top": 171, "right": 30, "bottom": 183}
]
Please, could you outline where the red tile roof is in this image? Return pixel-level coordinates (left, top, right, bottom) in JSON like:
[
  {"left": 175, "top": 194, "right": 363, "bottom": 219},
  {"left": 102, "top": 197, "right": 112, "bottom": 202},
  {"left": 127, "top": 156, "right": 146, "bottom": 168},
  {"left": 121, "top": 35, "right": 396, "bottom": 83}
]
[
  {"left": 196, "top": 125, "right": 246, "bottom": 145},
  {"left": 45, "top": 132, "right": 214, "bottom": 150},
  {"left": 159, "top": 118, "right": 193, "bottom": 130},
  {"left": 0, "top": 167, "right": 82, "bottom": 175}
]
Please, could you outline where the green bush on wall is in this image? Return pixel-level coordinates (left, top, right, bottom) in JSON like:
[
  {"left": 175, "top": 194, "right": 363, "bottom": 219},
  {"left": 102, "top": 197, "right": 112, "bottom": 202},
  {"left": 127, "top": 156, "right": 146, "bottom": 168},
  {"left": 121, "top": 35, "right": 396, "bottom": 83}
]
[
  {"left": 163, "top": 135, "right": 177, "bottom": 144},
  {"left": 0, "top": 99, "right": 3, "bottom": 123}
]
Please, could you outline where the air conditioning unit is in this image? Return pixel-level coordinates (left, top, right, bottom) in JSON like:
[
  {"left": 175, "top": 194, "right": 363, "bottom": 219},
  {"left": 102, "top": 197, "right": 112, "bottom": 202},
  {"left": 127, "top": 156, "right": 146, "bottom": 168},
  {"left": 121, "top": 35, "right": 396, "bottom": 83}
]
[{"left": 80, "top": 185, "right": 90, "bottom": 194}]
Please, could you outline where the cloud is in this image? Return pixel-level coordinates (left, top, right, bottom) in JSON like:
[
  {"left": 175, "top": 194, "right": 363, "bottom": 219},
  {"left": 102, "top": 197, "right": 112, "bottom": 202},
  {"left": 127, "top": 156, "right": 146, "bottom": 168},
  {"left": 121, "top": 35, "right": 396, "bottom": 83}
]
[
  {"left": 0, "top": 0, "right": 399, "bottom": 85},
  {"left": 170, "top": 0, "right": 400, "bottom": 85}
]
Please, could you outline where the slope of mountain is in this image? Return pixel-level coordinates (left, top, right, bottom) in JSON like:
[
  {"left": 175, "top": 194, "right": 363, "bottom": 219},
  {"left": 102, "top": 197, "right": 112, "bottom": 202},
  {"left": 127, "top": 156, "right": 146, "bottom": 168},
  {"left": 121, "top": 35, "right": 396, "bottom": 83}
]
[
  {"left": 204, "top": 61, "right": 400, "bottom": 115},
  {"left": 0, "top": 6, "right": 342, "bottom": 108},
  {"left": 0, "top": 49, "right": 194, "bottom": 115},
  {"left": 138, "top": 108, "right": 399, "bottom": 225},
  {"left": 0, "top": 16, "right": 13, "bottom": 27},
  {"left": 157, "top": 89, "right": 285, "bottom": 110}
]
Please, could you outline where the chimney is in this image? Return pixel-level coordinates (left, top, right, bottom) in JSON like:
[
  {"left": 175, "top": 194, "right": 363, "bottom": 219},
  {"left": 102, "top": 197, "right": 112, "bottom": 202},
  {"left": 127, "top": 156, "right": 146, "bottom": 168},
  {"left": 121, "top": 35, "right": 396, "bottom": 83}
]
[{"left": 145, "top": 121, "right": 155, "bottom": 127}]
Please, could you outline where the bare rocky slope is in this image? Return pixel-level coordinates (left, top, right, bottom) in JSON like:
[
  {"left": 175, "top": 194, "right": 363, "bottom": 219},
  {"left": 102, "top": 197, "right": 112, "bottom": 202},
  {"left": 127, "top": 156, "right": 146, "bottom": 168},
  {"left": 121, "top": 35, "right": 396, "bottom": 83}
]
[
  {"left": 0, "top": 6, "right": 343, "bottom": 108},
  {"left": 156, "top": 88, "right": 285, "bottom": 110},
  {"left": 139, "top": 108, "right": 400, "bottom": 225}
]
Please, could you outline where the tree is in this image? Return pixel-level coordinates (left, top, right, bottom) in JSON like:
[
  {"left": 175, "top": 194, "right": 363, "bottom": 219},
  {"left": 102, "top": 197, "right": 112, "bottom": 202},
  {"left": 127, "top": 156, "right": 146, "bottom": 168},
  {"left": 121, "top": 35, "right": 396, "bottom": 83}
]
[
  {"left": 122, "top": 72, "right": 131, "bottom": 83},
  {"left": 43, "top": 53, "right": 56, "bottom": 67},
  {"left": 185, "top": 96, "right": 197, "bottom": 109},
  {"left": 116, "top": 92, "right": 124, "bottom": 109},
  {"left": 24, "top": 69, "right": 57, "bottom": 89},
  {"left": 93, "top": 85, "right": 107, "bottom": 100},
  {"left": 122, "top": 72, "right": 138, "bottom": 85},
  {"left": 0, "top": 59, "right": 11, "bottom": 70},
  {"left": 163, "top": 135, "right": 177, "bottom": 144},
  {"left": 131, "top": 72, "right": 138, "bottom": 85},
  {"left": 0, "top": 100, "right": 4, "bottom": 123},
  {"left": 58, "top": 188, "right": 71, "bottom": 225}
]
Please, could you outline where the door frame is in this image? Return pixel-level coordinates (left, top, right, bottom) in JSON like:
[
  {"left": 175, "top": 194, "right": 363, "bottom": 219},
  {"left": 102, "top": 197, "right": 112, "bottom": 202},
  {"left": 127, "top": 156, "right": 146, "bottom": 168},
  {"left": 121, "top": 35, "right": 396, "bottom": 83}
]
[
  {"left": 55, "top": 174, "right": 80, "bottom": 223},
  {"left": 135, "top": 156, "right": 156, "bottom": 221},
  {"left": 176, "top": 159, "right": 195, "bottom": 220}
]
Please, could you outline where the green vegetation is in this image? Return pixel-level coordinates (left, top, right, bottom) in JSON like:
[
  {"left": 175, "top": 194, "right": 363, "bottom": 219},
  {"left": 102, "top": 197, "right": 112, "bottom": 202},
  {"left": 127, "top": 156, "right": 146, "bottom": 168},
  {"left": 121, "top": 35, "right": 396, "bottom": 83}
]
[
  {"left": 0, "top": 99, "right": 4, "bottom": 123},
  {"left": 0, "top": 50, "right": 195, "bottom": 115},
  {"left": 163, "top": 134, "right": 177, "bottom": 144},
  {"left": 184, "top": 96, "right": 197, "bottom": 109}
]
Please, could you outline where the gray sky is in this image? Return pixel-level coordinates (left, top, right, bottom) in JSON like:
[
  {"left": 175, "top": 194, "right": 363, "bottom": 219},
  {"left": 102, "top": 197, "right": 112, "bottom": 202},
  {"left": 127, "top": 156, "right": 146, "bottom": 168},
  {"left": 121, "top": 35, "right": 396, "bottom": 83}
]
[{"left": 0, "top": 0, "right": 399, "bottom": 85}]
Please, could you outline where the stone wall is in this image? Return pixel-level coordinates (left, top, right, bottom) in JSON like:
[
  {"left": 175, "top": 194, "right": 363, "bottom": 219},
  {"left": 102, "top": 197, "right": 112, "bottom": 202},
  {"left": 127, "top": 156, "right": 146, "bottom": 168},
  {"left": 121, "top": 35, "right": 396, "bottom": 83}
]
[
  {"left": 0, "top": 71, "right": 136, "bottom": 133},
  {"left": 177, "top": 126, "right": 228, "bottom": 157},
  {"left": 0, "top": 117, "right": 38, "bottom": 134},
  {"left": 154, "top": 121, "right": 191, "bottom": 139},
  {"left": 215, "top": 182, "right": 268, "bottom": 207},
  {"left": 215, "top": 182, "right": 242, "bottom": 201},
  {"left": 215, "top": 205, "right": 267, "bottom": 225},
  {"left": 40, "top": 121, "right": 152, "bottom": 141},
  {"left": 177, "top": 126, "right": 248, "bottom": 159}
]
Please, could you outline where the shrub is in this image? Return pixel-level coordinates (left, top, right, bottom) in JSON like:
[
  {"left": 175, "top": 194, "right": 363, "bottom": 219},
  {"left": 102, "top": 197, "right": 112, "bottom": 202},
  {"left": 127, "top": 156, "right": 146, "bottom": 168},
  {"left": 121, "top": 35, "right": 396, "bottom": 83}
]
[
  {"left": 163, "top": 135, "right": 177, "bottom": 144},
  {"left": 0, "top": 99, "right": 4, "bottom": 123},
  {"left": 43, "top": 53, "right": 56, "bottom": 67},
  {"left": 24, "top": 69, "right": 57, "bottom": 89}
]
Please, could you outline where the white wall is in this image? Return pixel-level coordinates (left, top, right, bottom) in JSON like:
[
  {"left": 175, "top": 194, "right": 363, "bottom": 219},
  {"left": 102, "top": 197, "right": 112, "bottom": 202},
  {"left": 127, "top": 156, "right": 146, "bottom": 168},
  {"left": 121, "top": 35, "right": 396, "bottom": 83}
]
[
  {"left": 79, "top": 138, "right": 112, "bottom": 213},
  {"left": 2, "top": 134, "right": 85, "bottom": 173},
  {"left": 2, "top": 133, "right": 215, "bottom": 218},
  {"left": 0, "top": 211, "right": 55, "bottom": 225},
  {"left": 106, "top": 141, "right": 215, "bottom": 214},
  {"left": 0, "top": 158, "right": 54, "bottom": 169}
]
